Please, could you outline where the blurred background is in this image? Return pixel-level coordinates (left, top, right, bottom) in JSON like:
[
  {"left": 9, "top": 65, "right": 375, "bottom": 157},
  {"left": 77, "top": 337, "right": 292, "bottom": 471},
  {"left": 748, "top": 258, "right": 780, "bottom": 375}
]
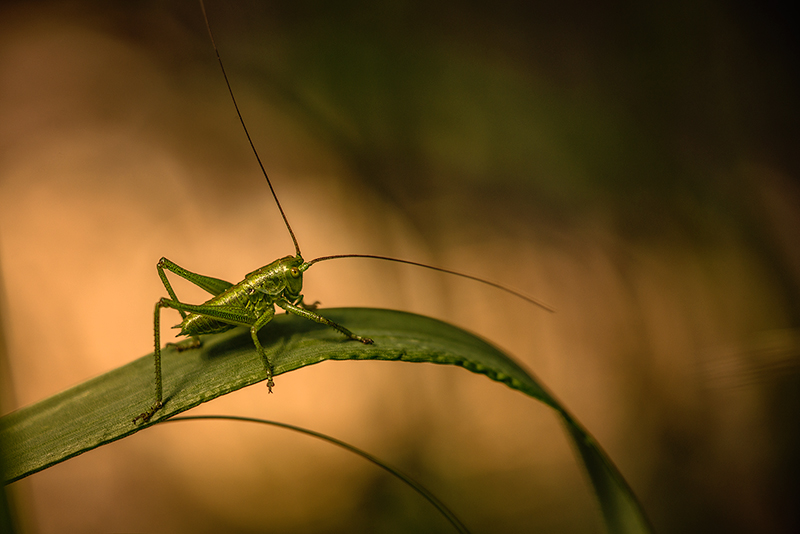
[{"left": 1, "top": 0, "right": 798, "bottom": 532}]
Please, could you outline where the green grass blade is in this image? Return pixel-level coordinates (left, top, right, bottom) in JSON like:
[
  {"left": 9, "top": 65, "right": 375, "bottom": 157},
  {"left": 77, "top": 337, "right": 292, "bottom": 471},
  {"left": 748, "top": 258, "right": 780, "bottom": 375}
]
[{"left": 0, "top": 308, "right": 651, "bottom": 533}]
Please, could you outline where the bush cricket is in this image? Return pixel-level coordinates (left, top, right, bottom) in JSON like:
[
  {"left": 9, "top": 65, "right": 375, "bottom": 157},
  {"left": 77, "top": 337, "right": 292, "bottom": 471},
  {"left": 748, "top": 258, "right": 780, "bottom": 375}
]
[{"left": 134, "top": 0, "right": 553, "bottom": 424}]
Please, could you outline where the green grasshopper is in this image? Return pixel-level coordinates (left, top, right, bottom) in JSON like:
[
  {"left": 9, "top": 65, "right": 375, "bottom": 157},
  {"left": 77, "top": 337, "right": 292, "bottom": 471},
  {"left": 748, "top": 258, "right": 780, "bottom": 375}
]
[{"left": 134, "top": 0, "right": 553, "bottom": 424}]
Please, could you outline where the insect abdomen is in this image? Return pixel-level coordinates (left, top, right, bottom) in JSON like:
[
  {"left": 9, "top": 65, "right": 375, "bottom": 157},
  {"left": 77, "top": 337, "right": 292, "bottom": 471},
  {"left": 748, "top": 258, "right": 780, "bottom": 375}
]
[
  {"left": 178, "top": 315, "right": 236, "bottom": 336},
  {"left": 175, "top": 278, "right": 271, "bottom": 337}
]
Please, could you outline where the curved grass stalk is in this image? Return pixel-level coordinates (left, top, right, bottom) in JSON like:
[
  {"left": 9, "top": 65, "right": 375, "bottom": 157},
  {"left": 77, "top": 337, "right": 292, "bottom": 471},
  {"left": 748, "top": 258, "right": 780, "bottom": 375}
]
[{"left": 165, "top": 414, "right": 470, "bottom": 533}]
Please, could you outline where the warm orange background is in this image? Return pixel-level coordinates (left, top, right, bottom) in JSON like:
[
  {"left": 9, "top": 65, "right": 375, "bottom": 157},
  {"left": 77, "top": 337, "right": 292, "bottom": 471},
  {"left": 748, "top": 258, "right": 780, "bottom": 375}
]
[{"left": 1, "top": 1, "right": 797, "bottom": 532}]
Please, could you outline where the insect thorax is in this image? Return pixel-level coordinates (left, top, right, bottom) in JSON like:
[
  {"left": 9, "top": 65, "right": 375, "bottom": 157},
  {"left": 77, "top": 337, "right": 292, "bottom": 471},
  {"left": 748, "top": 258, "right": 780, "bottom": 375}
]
[{"left": 176, "top": 255, "right": 305, "bottom": 337}]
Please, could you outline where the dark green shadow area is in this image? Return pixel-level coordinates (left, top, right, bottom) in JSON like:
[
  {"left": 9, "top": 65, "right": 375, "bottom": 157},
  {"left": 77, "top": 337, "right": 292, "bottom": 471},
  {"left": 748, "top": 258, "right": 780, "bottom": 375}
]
[{"left": 0, "top": 308, "right": 651, "bottom": 533}]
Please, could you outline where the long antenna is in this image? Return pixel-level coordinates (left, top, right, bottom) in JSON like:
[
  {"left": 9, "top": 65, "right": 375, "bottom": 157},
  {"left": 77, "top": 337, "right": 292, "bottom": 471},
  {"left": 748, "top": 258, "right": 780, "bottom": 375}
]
[
  {"left": 304, "top": 254, "right": 556, "bottom": 313},
  {"left": 199, "top": 0, "right": 301, "bottom": 257}
]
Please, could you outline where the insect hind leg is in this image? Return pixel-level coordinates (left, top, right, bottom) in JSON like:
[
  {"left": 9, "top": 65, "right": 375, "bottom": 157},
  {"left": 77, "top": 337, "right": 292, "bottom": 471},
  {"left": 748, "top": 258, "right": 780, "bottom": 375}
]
[
  {"left": 134, "top": 295, "right": 214, "bottom": 424},
  {"left": 133, "top": 298, "right": 171, "bottom": 424},
  {"left": 157, "top": 257, "right": 234, "bottom": 318}
]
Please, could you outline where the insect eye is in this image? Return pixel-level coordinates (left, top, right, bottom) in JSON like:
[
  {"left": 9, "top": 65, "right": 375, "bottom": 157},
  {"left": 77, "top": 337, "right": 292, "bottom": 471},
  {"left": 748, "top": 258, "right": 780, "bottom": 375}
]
[{"left": 290, "top": 267, "right": 300, "bottom": 278}]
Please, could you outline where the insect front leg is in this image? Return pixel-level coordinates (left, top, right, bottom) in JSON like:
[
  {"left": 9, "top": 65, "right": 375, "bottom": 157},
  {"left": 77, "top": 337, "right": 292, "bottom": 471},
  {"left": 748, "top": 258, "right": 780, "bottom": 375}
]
[
  {"left": 277, "top": 300, "right": 374, "bottom": 344},
  {"left": 250, "top": 306, "right": 276, "bottom": 392}
]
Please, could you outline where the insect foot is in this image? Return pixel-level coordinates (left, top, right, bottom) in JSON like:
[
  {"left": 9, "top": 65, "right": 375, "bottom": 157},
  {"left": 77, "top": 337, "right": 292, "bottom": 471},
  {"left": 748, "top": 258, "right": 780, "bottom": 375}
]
[
  {"left": 166, "top": 337, "right": 202, "bottom": 352},
  {"left": 132, "top": 401, "right": 163, "bottom": 425}
]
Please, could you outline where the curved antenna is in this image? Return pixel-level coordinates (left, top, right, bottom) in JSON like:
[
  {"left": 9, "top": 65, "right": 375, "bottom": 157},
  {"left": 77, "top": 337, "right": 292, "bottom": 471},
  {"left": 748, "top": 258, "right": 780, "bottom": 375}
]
[
  {"left": 199, "top": 0, "right": 301, "bottom": 257},
  {"left": 304, "top": 254, "right": 555, "bottom": 313}
]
